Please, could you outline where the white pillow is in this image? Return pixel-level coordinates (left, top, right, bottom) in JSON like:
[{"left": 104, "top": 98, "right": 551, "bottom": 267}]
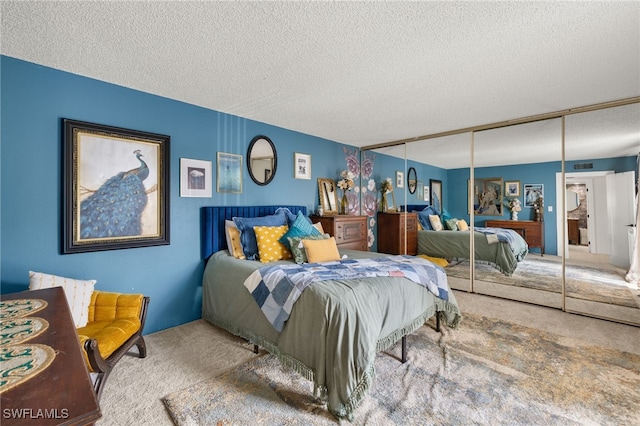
[
  {"left": 429, "top": 214, "right": 444, "bottom": 231},
  {"left": 29, "top": 271, "right": 96, "bottom": 328}
]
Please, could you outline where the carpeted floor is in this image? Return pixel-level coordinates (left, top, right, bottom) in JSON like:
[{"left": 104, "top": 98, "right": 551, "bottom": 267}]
[
  {"left": 97, "top": 292, "right": 640, "bottom": 425},
  {"left": 445, "top": 256, "right": 640, "bottom": 308},
  {"left": 162, "top": 313, "right": 640, "bottom": 425}
]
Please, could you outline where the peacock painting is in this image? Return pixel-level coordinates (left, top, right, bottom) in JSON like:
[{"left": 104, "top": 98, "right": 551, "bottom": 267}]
[{"left": 80, "top": 149, "right": 151, "bottom": 238}]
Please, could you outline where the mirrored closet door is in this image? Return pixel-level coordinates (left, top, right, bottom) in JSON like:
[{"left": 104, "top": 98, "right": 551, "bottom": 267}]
[
  {"left": 563, "top": 103, "right": 640, "bottom": 326},
  {"left": 472, "top": 119, "right": 563, "bottom": 308}
]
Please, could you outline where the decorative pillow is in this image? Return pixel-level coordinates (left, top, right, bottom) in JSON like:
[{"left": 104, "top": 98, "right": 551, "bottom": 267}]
[
  {"left": 303, "top": 237, "right": 341, "bottom": 263},
  {"left": 278, "top": 211, "right": 322, "bottom": 249},
  {"left": 441, "top": 208, "right": 453, "bottom": 223},
  {"left": 227, "top": 226, "right": 246, "bottom": 259},
  {"left": 287, "top": 234, "right": 330, "bottom": 264},
  {"left": 417, "top": 206, "right": 438, "bottom": 230},
  {"left": 28, "top": 271, "right": 96, "bottom": 328},
  {"left": 445, "top": 218, "right": 459, "bottom": 231},
  {"left": 313, "top": 222, "right": 324, "bottom": 234},
  {"left": 233, "top": 211, "right": 287, "bottom": 260},
  {"left": 457, "top": 219, "right": 469, "bottom": 231},
  {"left": 274, "top": 207, "right": 300, "bottom": 225},
  {"left": 429, "top": 214, "right": 444, "bottom": 231},
  {"left": 254, "top": 225, "right": 292, "bottom": 263}
]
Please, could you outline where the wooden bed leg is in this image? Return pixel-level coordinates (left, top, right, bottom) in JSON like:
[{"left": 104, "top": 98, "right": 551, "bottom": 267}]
[
  {"left": 401, "top": 335, "right": 407, "bottom": 363},
  {"left": 253, "top": 344, "right": 259, "bottom": 354},
  {"left": 436, "top": 311, "right": 441, "bottom": 332}
]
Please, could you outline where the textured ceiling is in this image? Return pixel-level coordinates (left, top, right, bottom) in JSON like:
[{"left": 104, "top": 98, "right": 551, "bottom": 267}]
[{"left": 2, "top": 1, "right": 639, "bottom": 168}]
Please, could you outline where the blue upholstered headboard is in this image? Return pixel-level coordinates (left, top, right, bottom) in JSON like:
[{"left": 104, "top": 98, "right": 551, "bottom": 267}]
[
  {"left": 407, "top": 204, "right": 429, "bottom": 212},
  {"left": 201, "top": 205, "right": 307, "bottom": 260}
]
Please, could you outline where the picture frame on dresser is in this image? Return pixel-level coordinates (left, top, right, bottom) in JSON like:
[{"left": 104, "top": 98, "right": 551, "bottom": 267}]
[{"left": 62, "top": 118, "right": 170, "bottom": 254}]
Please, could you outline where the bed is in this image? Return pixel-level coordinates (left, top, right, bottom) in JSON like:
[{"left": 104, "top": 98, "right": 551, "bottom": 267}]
[
  {"left": 408, "top": 205, "right": 528, "bottom": 276},
  {"left": 201, "top": 205, "right": 461, "bottom": 420}
]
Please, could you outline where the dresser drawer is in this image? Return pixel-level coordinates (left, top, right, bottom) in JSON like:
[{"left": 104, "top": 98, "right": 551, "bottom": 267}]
[{"left": 336, "top": 221, "right": 366, "bottom": 244}]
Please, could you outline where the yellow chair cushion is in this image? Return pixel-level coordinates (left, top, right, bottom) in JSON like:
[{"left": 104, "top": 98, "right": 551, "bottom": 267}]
[
  {"left": 87, "top": 291, "right": 143, "bottom": 323},
  {"left": 77, "top": 290, "right": 144, "bottom": 371},
  {"left": 78, "top": 317, "right": 141, "bottom": 365}
]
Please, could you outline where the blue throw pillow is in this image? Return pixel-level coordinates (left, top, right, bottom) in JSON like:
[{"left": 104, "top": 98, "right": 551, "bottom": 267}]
[
  {"left": 417, "top": 206, "right": 437, "bottom": 230},
  {"left": 274, "top": 207, "right": 299, "bottom": 225},
  {"left": 279, "top": 211, "right": 321, "bottom": 248},
  {"left": 441, "top": 208, "right": 452, "bottom": 223},
  {"left": 233, "top": 211, "right": 287, "bottom": 260}
]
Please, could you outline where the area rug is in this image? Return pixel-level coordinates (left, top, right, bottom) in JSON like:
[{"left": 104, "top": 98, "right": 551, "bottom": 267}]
[
  {"left": 162, "top": 314, "right": 640, "bottom": 425},
  {"left": 446, "top": 257, "right": 639, "bottom": 308}
]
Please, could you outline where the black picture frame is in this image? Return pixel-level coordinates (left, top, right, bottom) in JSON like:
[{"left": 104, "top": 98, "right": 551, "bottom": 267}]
[
  {"left": 63, "top": 119, "right": 170, "bottom": 253},
  {"left": 407, "top": 167, "right": 417, "bottom": 194}
]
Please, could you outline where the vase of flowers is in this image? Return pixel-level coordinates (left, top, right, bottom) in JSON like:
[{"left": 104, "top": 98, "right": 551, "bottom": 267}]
[
  {"left": 505, "top": 196, "right": 522, "bottom": 220},
  {"left": 380, "top": 177, "right": 393, "bottom": 212},
  {"left": 337, "top": 170, "right": 355, "bottom": 214}
]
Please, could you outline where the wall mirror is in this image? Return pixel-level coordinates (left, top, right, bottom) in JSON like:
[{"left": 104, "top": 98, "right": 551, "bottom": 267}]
[
  {"left": 407, "top": 167, "right": 417, "bottom": 194},
  {"left": 317, "top": 178, "right": 338, "bottom": 215},
  {"left": 247, "top": 135, "right": 277, "bottom": 185}
]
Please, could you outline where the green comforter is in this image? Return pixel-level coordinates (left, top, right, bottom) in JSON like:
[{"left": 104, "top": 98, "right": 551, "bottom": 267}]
[
  {"left": 202, "top": 249, "right": 460, "bottom": 420},
  {"left": 417, "top": 230, "right": 528, "bottom": 276}
]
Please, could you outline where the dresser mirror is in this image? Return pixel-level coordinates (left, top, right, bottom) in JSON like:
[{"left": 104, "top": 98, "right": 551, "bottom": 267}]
[
  {"left": 317, "top": 178, "right": 339, "bottom": 215},
  {"left": 247, "top": 135, "right": 277, "bottom": 185}
]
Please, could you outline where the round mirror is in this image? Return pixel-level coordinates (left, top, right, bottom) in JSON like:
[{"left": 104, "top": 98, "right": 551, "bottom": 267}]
[
  {"left": 247, "top": 135, "right": 277, "bottom": 186},
  {"left": 407, "top": 167, "right": 417, "bottom": 194}
]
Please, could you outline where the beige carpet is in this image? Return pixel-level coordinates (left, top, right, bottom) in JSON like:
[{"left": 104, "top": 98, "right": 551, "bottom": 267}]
[
  {"left": 162, "top": 313, "right": 640, "bottom": 425},
  {"left": 97, "top": 292, "right": 640, "bottom": 425}
]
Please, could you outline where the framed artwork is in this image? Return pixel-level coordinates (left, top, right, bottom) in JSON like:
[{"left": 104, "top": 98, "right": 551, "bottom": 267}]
[
  {"left": 423, "top": 185, "right": 430, "bottom": 202},
  {"left": 524, "top": 184, "right": 544, "bottom": 207},
  {"left": 505, "top": 180, "right": 521, "bottom": 197},
  {"left": 416, "top": 180, "right": 424, "bottom": 200},
  {"left": 396, "top": 171, "right": 404, "bottom": 188},
  {"left": 471, "top": 177, "right": 503, "bottom": 215},
  {"left": 294, "top": 152, "right": 311, "bottom": 179},
  {"left": 429, "top": 179, "right": 443, "bottom": 213},
  {"left": 180, "top": 158, "right": 212, "bottom": 198},
  {"left": 217, "top": 152, "right": 242, "bottom": 193},
  {"left": 63, "top": 119, "right": 170, "bottom": 254}
]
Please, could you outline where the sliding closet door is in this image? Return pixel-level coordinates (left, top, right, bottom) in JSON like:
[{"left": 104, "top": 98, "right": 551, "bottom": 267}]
[
  {"left": 564, "top": 103, "right": 640, "bottom": 325},
  {"left": 472, "top": 119, "right": 563, "bottom": 308},
  {"left": 405, "top": 133, "right": 472, "bottom": 292}
]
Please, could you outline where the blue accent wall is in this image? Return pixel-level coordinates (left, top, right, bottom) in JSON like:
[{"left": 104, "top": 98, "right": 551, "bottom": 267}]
[{"left": 0, "top": 56, "right": 352, "bottom": 333}]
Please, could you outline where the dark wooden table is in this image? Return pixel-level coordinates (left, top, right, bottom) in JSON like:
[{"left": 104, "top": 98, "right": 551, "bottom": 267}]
[{"left": 1, "top": 287, "right": 101, "bottom": 425}]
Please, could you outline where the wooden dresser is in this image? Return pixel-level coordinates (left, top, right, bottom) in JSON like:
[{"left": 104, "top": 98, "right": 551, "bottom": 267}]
[
  {"left": 485, "top": 219, "right": 545, "bottom": 255},
  {"left": 567, "top": 218, "right": 579, "bottom": 245},
  {"left": 310, "top": 215, "right": 368, "bottom": 251},
  {"left": 377, "top": 212, "right": 418, "bottom": 255}
]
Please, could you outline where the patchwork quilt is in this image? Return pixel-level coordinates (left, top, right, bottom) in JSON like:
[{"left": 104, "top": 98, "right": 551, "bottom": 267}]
[{"left": 244, "top": 255, "right": 449, "bottom": 331}]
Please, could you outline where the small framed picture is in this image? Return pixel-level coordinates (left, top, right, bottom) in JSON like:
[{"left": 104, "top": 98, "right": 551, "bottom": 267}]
[
  {"left": 396, "top": 171, "right": 404, "bottom": 188},
  {"left": 294, "top": 153, "right": 311, "bottom": 179},
  {"left": 524, "top": 184, "right": 544, "bottom": 208},
  {"left": 423, "top": 185, "right": 430, "bottom": 202},
  {"left": 217, "top": 152, "right": 243, "bottom": 193},
  {"left": 505, "top": 180, "right": 521, "bottom": 197},
  {"left": 180, "top": 158, "right": 212, "bottom": 198}
]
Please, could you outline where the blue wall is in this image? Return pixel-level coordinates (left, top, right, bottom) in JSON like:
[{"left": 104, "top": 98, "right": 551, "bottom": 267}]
[{"left": 0, "top": 56, "right": 353, "bottom": 333}]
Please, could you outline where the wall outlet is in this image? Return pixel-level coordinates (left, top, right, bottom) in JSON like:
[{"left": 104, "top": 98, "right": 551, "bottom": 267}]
[{"left": 548, "top": 206, "right": 553, "bottom": 212}]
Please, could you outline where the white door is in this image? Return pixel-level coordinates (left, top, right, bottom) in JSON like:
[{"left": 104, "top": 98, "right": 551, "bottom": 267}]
[{"left": 607, "top": 171, "right": 636, "bottom": 268}]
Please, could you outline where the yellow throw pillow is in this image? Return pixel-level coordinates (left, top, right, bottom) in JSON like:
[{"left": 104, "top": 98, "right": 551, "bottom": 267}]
[
  {"left": 254, "top": 225, "right": 292, "bottom": 263},
  {"left": 457, "top": 219, "right": 469, "bottom": 231},
  {"left": 227, "top": 226, "right": 246, "bottom": 259},
  {"left": 429, "top": 214, "right": 444, "bottom": 231},
  {"left": 302, "top": 237, "right": 341, "bottom": 263}
]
